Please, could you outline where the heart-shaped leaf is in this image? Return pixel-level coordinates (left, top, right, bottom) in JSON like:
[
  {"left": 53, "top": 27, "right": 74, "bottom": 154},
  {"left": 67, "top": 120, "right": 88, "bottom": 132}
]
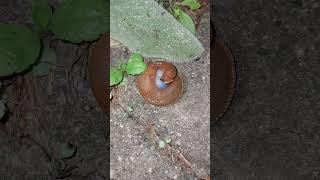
[
  {"left": 126, "top": 61, "right": 147, "bottom": 75},
  {"left": 128, "top": 53, "right": 144, "bottom": 63},
  {"left": 50, "top": 0, "right": 107, "bottom": 43},
  {"left": 0, "top": 24, "right": 40, "bottom": 76},
  {"left": 125, "top": 53, "right": 147, "bottom": 75}
]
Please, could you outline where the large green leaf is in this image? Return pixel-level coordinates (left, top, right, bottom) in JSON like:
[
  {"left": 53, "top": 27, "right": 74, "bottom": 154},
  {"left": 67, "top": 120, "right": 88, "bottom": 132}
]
[
  {"left": 50, "top": 0, "right": 107, "bottom": 43},
  {"left": 110, "top": 0, "right": 204, "bottom": 62},
  {"left": 0, "top": 24, "right": 41, "bottom": 76},
  {"left": 32, "top": 0, "right": 52, "bottom": 31}
]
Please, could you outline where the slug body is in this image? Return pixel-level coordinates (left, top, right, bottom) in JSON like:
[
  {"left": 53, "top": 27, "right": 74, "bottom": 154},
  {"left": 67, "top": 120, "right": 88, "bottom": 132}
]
[{"left": 137, "top": 61, "right": 183, "bottom": 106}]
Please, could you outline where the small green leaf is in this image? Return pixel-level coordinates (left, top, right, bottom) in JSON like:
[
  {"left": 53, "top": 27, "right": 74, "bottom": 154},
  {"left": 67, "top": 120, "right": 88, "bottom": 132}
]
[
  {"left": 120, "top": 63, "right": 127, "bottom": 73},
  {"left": 159, "top": 140, "right": 166, "bottom": 149},
  {"left": 50, "top": 0, "right": 107, "bottom": 43},
  {"left": 0, "top": 24, "right": 41, "bottom": 76},
  {"left": 128, "top": 53, "right": 144, "bottom": 63},
  {"left": 59, "top": 142, "right": 77, "bottom": 159},
  {"left": 126, "top": 61, "right": 147, "bottom": 75},
  {"left": 181, "top": 0, "right": 201, "bottom": 10},
  {"left": 0, "top": 101, "right": 5, "bottom": 120},
  {"left": 110, "top": 68, "right": 123, "bottom": 86},
  {"left": 164, "top": 137, "right": 172, "bottom": 144},
  {"left": 32, "top": 46, "right": 57, "bottom": 76},
  {"left": 125, "top": 53, "right": 147, "bottom": 75},
  {"left": 177, "top": 10, "right": 196, "bottom": 34},
  {"left": 127, "top": 106, "right": 134, "bottom": 112},
  {"left": 32, "top": 0, "right": 52, "bottom": 31}
]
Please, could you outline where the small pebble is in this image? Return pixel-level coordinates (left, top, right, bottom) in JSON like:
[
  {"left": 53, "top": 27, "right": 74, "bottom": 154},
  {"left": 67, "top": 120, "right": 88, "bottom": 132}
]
[{"left": 118, "top": 156, "right": 122, "bottom": 162}]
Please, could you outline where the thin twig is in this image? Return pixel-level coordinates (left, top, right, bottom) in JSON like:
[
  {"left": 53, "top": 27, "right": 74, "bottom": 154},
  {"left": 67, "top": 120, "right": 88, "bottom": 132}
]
[{"left": 144, "top": 121, "right": 196, "bottom": 174}]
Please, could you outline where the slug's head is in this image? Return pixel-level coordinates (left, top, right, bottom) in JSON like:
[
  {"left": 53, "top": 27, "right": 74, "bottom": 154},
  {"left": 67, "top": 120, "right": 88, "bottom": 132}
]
[{"left": 137, "top": 61, "right": 183, "bottom": 106}]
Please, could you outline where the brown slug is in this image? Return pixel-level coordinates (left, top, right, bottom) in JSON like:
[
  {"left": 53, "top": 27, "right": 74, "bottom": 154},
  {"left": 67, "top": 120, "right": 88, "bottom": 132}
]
[{"left": 137, "top": 61, "right": 183, "bottom": 106}]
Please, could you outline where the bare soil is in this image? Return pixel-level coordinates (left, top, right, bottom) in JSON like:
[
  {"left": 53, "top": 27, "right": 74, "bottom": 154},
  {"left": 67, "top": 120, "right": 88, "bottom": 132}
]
[{"left": 109, "top": 9, "right": 210, "bottom": 180}]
